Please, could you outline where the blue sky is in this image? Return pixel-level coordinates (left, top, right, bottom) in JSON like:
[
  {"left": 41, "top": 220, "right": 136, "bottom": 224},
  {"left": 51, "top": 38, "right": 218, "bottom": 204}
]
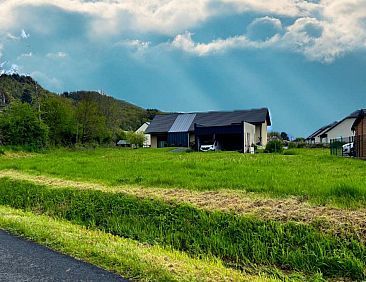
[{"left": 1, "top": 1, "right": 366, "bottom": 137}]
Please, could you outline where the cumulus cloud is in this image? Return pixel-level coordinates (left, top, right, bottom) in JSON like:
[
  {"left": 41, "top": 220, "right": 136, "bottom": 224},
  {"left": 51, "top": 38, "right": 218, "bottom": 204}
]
[
  {"left": 170, "top": 0, "right": 366, "bottom": 63},
  {"left": 246, "top": 16, "right": 283, "bottom": 41},
  {"left": 170, "top": 31, "right": 280, "bottom": 56},
  {"left": 0, "top": 0, "right": 365, "bottom": 62}
]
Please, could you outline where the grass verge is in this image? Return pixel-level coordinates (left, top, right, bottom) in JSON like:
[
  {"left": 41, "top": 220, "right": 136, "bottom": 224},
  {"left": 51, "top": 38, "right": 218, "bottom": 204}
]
[
  {"left": 1, "top": 170, "right": 365, "bottom": 244},
  {"left": 0, "top": 205, "right": 278, "bottom": 282},
  {"left": 0, "top": 178, "right": 364, "bottom": 280}
]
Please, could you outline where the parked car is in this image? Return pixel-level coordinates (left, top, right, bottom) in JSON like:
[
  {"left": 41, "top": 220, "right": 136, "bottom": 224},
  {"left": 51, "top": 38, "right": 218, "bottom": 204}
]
[
  {"left": 342, "top": 142, "right": 354, "bottom": 156},
  {"left": 200, "top": 140, "right": 220, "bottom": 152}
]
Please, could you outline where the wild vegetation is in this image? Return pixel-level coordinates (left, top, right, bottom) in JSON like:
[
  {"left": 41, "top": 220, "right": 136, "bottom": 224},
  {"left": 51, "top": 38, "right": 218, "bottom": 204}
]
[{"left": 0, "top": 74, "right": 160, "bottom": 148}]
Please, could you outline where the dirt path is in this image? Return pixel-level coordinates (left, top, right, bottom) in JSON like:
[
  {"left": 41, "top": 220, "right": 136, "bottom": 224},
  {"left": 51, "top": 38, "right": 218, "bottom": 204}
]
[{"left": 1, "top": 169, "right": 365, "bottom": 242}]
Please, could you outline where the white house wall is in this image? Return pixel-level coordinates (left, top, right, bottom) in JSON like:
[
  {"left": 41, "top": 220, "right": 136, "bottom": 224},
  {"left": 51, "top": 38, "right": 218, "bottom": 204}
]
[
  {"left": 325, "top": 118, "right": 356, "bottom": 141},
  {"left": 243, "top": 122, "right": 255, "bottom": 153},
  {"left": 136, "top": 122, "right": 151, "bottom": 147}
]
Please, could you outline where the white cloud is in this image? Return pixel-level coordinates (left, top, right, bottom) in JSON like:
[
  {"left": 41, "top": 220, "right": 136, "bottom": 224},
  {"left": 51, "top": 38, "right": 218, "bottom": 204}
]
[
  {"left": 6, "top": 32, "right": 20, "bottom": 40},
  {"left": 170, "top": 31, "right": 280, "bottom": 56},
  {"left": 0, "top": 0, "right": 365, "bottom": 62},
  {"left": 20, "top": 29, "right": 30, "bottom": 39},
  {"left": 246, "top": 16, "right": 283, "bottom": 41},
  {"left": 46, "top": 52, "right": 68, "bottom": 59},
  {"left": 116, "top": 39, "right": 151, "bottom": 51},
  {"left": 17, "top": 52, "right": 33, "bottom": 59}
]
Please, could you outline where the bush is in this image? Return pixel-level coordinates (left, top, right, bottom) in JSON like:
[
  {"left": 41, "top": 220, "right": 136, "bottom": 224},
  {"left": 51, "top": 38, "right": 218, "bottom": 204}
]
[
  {"left": 264, "top": 140, "right": 284, "bottom": 153},
  {"left": 126, "top": 131, "right": 145, "bottom": 148},
  {"left": 0, "top": 102, "right": 48, "bottom": 148}
]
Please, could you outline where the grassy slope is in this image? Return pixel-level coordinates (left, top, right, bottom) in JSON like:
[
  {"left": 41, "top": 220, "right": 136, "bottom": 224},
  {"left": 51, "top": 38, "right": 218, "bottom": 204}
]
[
  {"left": 0, "top": 205, "right": 276, "bottom": 282},
  {"left": 1, "top": 148, "right": 365, "bottom": 207}
]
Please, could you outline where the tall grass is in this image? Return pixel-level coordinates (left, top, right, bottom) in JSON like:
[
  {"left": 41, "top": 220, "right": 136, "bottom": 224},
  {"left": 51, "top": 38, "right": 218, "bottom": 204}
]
[
  {"left": 0, "top": 148, "right": 365, "bottom": 207},
  {"left": 0, "top": 179, "right": 364, "bottom": 280}
]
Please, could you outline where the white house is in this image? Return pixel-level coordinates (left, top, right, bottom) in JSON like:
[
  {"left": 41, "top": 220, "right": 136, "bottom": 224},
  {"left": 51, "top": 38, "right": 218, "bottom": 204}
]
[
  {"left": 306, "top": 110, "right": 363, "bottom": 144},
  {"left": 135, "top": 122, "right": 151, "bottom": 147}
]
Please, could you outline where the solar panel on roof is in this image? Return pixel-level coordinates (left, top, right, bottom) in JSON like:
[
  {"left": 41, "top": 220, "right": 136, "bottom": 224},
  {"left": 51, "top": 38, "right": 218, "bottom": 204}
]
[{"left": 169, "top": 114, "right": 196, "bottom": 132}]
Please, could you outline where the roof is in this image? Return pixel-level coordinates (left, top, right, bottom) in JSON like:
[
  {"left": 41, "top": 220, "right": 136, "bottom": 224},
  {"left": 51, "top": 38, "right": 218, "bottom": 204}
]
[
  {"left": 146, "top": 108, "right": 271, "bottom": 134},
  {"left": 117, "top": 140, "right": 130, "bottom": 145},
  {"left": 321, "top": 109, "right": 366, "bottom": 135},
  {"left": 351, "top": 109, "right": 365, "bottom": 131},
  {"left": 169, "top": 114, "right": 196, "bottom": 132},
  {"left": 135, "top": 122, "right": 150, "bottom": 133},
  {"left": 145, "top": 114, "right": 179, "bottom": 133},
  {"left": 306, "top": 121, "right": 338, "bottom": 140}
]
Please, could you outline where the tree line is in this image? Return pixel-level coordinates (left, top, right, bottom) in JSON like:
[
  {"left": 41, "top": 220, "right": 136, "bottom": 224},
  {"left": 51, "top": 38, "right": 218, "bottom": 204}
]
[{"left": 0, "top": 75, "right": 159, "bottom": 149}]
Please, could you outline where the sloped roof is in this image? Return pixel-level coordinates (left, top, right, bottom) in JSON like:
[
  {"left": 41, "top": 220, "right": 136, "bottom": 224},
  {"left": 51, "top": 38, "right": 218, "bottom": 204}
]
[
  {"left": 146, "top": 108, "right": 270, "bottom": 134},
  {"left": 169, "top": 114, "right": 196, "bottom": 132},
  {"left": 351, "top": 109, "right": 365, "bottom": 131},
  {"left": 322, "top": 109, "right": 366, "bottom": 135},
  {"left": 145, "top": 114, "right": 179, "bottom": 133},
  {"left": 189, "top": 108, "right": 270, "bottom": 131},
  {"left": 306, "top": 121, "right": 338, "bottom": 140}
]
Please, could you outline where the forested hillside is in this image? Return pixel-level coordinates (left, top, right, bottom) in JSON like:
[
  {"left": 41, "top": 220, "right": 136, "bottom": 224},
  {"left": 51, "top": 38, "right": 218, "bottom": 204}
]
[{"left": 0, "top": 74, "right": 160, "bottom": 148}]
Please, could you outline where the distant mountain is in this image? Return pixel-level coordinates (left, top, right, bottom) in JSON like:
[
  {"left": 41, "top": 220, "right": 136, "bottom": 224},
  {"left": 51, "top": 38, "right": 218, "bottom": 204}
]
[{"left": 0, "top": 74, "right": 161, "bottom": 130}]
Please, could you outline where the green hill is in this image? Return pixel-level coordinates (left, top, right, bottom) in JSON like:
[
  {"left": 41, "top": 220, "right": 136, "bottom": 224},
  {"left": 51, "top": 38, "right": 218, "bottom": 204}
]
[{"left": 0, "top": 74, "right": 160, "bottom": 131}]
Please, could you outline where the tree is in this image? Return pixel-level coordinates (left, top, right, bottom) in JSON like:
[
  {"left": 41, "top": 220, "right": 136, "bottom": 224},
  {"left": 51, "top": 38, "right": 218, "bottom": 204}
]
[
  {"left": 280, "top": 132, "right": 289, "bottom": 141},
  {"left": 0, "top": 102, "right": 48, "bottom": 148},
  {"left": 20, "top": 89, "right": 32, "bottom": 104},
  {"left": 126, "top": 131, "right": 145, "bottom": 148},
  {"left": 76, "top": 99, "right": 109, "bottom": 144},
  {"left": 268, "top": 131, "right": 281, "bottom": 139},
  {"left": 264, "top": 140, "right": 284, "bottom": 153},
  {"left": 41, "top": 95, "right": 77, "bottom": 146}
]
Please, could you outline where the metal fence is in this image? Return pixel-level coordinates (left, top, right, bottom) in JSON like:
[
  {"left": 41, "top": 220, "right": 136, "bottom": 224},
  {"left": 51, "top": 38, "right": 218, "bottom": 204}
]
[{"left": 330, "top": 136, "right": 354, "bottom": 156}]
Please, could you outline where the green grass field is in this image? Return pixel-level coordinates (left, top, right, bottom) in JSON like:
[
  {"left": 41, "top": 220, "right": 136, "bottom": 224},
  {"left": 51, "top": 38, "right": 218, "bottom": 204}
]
[
  {"left": 1, "top": 147, "right": 365, "bottom": 206},
  {"left": 0, "top": 147, "right": 365, "bottom": 281}
]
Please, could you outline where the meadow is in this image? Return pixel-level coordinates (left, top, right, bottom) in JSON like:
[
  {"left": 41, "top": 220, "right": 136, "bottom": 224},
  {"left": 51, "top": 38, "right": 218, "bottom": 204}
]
[
  {"left": 0, "top": 147, "right": 365, "bottom": 206},
  {"left": 0, "top": 147, "right": 366, "bottom": 281}
]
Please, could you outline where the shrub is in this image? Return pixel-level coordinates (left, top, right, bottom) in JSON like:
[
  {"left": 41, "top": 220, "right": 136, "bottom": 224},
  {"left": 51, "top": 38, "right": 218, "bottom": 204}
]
[
  {"left": 126, "top": 131, "right": 145, "bottom": 148},
  {"left": 0, "top": 102, "right": 48, "bottom": 148},
  {"left": 264, "top": 140, "right": 284, "bottom": 153}
]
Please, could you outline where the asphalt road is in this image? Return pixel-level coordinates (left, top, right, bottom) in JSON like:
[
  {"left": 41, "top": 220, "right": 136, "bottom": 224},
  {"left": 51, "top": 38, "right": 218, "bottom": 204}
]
[{"left": 0, "top": 230, "right": 129, "bottom": 282}]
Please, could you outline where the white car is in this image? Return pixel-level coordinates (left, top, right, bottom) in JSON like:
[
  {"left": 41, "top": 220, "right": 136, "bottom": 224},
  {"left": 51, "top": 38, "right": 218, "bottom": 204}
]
[
  {"left": 200, "top": 140, "right": 220, "bottom": 152},
  {"left": 342, "top": 142, "right": 354, "bottom": 156}
]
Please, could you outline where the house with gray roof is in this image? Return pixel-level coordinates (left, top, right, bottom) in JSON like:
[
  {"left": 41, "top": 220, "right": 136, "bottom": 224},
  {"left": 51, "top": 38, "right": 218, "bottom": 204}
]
[
  {"left": 306, "top": 109, "right": 365, "bottom": 144},
  {"left": 145, "top": 108, "right": 271, "bottom": 151}
]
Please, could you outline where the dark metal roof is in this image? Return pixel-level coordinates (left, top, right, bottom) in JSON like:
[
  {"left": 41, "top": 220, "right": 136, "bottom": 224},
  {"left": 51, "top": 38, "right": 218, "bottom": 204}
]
[
  {"left": 146, "top": 108, "right": 270, "bottom": 134},
  {"left": 145, "top": 114, "right": 179, "bottom": 133},
  {"left": 189, "top": 108, "right": 270, "bottom": 131}
]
